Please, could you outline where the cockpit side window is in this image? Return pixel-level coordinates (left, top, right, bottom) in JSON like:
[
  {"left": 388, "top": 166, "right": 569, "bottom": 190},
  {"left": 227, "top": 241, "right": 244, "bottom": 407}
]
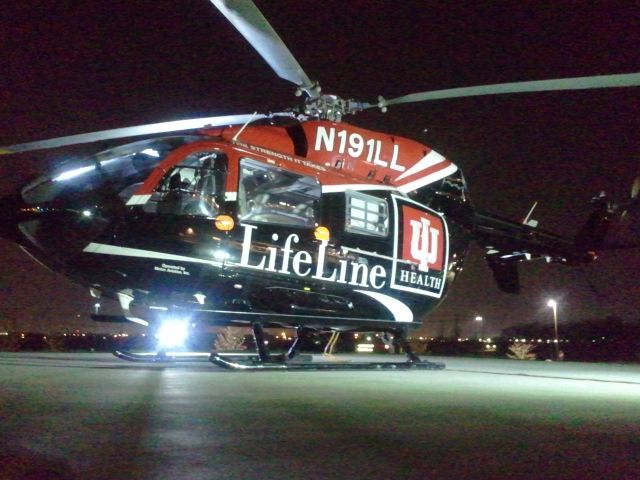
[
  {"left": 345, "top": 190, "right": 389, "bottom": 237},
  {"left": 238, "top": 158, "right": 320, "bottom": 227},
  {"left": 144, "top": 151, "right": 227, "bottom": 217}
]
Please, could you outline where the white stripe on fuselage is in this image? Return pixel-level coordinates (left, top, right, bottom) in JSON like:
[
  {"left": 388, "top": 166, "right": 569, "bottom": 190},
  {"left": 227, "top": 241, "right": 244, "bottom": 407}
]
[
  {"left": 395, "top": 150, "right": 446, "bottom": 181},
  {"left": 83, "top": 243, "right": 223, "bottom": 267},
  {"left": 354, "top": 290, "right": 414, "bottom": 323},
  {"left": 397, "top": 164, "right": 459, "bottom": 193}
]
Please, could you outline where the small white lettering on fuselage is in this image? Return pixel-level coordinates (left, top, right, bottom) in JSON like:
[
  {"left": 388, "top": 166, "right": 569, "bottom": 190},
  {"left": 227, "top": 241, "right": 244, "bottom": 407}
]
[
  {"left": 154, "top": 264, "right": 190, "bottom": 275},
  {"left": 233, "top": 141, "right": 328, "bottom": 172},
  {"left": 399, "top": 269, "right": 442, "bottom": 290}
]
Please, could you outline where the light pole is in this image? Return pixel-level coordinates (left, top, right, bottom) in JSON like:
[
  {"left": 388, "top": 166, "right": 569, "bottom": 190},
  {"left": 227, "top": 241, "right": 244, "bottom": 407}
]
[
  {"left": 475, "top": 316, "right": 484, "bottom": 341},
  {"left": 547, "top": 299, "right": 559, "bottom": 360}
]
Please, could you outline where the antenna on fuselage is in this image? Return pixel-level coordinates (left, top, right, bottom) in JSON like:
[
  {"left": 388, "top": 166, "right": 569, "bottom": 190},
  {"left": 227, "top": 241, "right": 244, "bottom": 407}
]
[
  {"left": 232, "top": 111, "right": 259, "bottom": 142},
  {"left": 522, "top": 201, "right": 539, "bottom": 227}
]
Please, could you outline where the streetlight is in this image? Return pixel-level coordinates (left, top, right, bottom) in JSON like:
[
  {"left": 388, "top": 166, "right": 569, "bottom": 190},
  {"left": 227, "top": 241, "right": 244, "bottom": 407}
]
[
  {"left": 547, "top": 299, "right": 560, "bottom": 360},
  {"left": 475, "top": 316, "right": 484, "bottom": 341}
]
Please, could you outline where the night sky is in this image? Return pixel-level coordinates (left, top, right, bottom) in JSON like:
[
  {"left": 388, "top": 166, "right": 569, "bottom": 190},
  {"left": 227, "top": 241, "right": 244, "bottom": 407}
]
[{"left": 1, "top": 1, "right": 638, "bottom": 335}]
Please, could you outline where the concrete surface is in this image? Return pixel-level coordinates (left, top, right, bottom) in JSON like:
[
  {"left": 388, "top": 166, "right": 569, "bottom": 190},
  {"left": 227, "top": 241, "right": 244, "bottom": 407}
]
[{"left": 1, "top": 353, "right": 639, "bottom": 479}]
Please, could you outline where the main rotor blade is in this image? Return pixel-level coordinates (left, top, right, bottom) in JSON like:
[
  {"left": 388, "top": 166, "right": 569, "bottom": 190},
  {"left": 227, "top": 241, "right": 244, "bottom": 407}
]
[
  {"left": 381, "top": 73, "right": 640, "bottom": 107},
  {"left": 211, "top": 0, "right": 318, "bottom": 98},
  {"left": 0, "top": 113, "right": 265, "bottom": 155}
]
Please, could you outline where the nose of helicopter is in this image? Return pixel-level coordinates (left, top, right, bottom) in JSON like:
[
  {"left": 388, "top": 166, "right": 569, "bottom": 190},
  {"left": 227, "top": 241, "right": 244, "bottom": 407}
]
[{"left": 0, "top": 193, "right": 25, "bottom": 242}]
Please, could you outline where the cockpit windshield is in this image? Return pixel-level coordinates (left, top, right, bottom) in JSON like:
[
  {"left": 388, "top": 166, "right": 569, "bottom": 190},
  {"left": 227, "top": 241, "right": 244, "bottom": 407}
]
[{"left": 21, "top": 136, "right": 202, "bottom": 205}]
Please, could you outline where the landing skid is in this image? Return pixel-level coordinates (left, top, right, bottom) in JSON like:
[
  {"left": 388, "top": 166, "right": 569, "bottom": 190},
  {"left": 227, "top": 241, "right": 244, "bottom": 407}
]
[
  {"left": 112, "top": 323, "right": 446, "bottom": 371},
  {"left": 210, "top": 354, "right": 445, "bottom": 371},
  {"left": 209, "top": 323, "right": 445, "bottom": 370},
  {"left": 113, "top": 350, "right": 212, "bottom": 362}
]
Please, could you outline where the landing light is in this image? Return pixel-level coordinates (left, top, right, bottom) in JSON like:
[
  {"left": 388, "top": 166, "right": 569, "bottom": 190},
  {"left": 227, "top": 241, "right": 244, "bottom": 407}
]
[{"left": 156, "top": 319, "right": 189, "bottom": 349}]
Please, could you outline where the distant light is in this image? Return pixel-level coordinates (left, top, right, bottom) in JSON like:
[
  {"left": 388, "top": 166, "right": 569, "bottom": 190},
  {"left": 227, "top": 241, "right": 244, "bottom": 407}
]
[
  {"left": 547, "top": 299, "right": 557, "bottom": 308},
  {"left": 357, "top": 343, "right": 374, "bottom": 353},
  {"left": 82, "top": 209, "right": 92, "bottom": 217},
  {"left": 475, "top": 316, "right": 483, "bottom": 322}
]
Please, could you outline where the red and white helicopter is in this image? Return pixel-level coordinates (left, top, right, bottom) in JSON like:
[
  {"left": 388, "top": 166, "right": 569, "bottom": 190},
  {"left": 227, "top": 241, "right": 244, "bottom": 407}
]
[{"left": 1, "top": 0, "right": 638, "bottom": 369}]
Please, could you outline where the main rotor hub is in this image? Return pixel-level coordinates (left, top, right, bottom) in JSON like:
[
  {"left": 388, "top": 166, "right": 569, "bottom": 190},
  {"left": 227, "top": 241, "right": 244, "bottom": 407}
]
[{"left": 301, "top": 94, "right": 366, "bottom": 122}]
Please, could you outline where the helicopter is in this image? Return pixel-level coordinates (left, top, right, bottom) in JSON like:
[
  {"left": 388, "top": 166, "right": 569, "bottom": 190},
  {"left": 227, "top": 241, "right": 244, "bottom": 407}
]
[{"left": 1, "top": 0, "right": 639, "bottom": 369}]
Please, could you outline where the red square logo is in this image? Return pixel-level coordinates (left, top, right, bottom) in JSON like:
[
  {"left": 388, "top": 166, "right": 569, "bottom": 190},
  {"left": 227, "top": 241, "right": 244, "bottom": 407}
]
[{"left": 401, "top": 206, "right": 444, "bottom": 272}]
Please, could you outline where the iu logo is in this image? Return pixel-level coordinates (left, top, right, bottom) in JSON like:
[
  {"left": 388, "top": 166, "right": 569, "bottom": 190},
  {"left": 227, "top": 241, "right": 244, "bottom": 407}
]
[{"left": 402, "top": 206, "right": 444, "bottom": 272}]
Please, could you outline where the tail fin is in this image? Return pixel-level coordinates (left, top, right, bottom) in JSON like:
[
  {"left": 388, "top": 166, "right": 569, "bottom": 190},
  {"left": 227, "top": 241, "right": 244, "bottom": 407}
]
[
  {"left": 573, "top": 192, "right": 615, "bottom": 250},
  {"left": 575, "top": 175, "right": 640, "bottom": 250}
]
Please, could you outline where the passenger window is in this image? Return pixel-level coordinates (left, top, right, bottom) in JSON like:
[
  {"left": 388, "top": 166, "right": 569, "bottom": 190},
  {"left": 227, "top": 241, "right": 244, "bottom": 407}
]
[
  {"left": 144, "top": 151, "right": 227, "bottom": 217},
  {"left": 238, "top": 159, "right": 320, "bottom": 227},
  {"left": 345, "top": 190, "right": 388, "bottom": 236}
]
